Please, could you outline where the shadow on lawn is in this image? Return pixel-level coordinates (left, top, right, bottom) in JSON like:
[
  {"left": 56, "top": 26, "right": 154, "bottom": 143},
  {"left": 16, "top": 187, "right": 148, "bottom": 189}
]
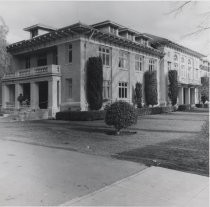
[{"left": 112, "top": 137, "right": 209, "bottom": 177}]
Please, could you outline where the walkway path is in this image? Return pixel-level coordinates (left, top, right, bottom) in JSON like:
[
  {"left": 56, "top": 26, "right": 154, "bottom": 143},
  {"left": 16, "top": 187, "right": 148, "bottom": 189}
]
[{"left": 64, "top": 166, "right": 209, "bottom": 206}]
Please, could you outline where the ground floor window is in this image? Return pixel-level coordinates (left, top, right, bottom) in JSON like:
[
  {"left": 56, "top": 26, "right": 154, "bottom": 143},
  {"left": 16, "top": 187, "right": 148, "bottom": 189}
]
[
  {"left": 66, "top": 78, "right": 72, "bottom": 99},
  {"left": 118, "top": 81, "right": 128, "bottom": 99},
  {"left": 103, "top": 80, "right": 111, "bottom": 99}
]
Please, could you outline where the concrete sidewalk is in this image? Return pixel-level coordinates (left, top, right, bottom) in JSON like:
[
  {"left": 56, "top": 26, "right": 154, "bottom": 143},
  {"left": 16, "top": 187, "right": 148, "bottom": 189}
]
[{"left": 63, "top": 167, "right": 209, "bottom": 206}]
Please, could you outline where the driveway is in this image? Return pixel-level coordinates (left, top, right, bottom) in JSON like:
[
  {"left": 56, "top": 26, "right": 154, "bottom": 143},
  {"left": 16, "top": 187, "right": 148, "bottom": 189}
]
[{"left": 0, "top": 139, "right": 145, "bottom": 205}]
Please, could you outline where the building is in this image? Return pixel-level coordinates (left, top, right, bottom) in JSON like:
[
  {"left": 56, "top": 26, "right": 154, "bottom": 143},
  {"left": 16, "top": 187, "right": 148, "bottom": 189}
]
[
  {"left": 146, "top": 34, "right": 208, "bottom": 106},
  {"left": 1, "top": 20, "right": 208, "bottom": 117}
]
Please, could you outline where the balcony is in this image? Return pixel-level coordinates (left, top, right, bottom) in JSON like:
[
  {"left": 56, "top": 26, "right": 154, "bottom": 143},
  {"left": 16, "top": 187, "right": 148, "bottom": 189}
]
[
  {"left": 2, "top": 65, "right": 61, "bottom": 81},
  {"left": 178, "top": 75, "right": 201, "bottom": 86}
]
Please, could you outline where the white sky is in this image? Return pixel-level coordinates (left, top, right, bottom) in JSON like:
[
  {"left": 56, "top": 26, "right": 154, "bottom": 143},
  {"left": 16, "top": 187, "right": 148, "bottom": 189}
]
[{"left": 0, "top": 1, "right": 210, "bottom": 60}]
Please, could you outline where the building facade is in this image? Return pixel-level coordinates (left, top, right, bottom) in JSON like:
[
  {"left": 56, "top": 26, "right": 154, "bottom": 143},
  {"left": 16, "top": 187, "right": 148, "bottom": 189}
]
[{"left": 1, "top": 20, "right": 209, "bottom": 117}]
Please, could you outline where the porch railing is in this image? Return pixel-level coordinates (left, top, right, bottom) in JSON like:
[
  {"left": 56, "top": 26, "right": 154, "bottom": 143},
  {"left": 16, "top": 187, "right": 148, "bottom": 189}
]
[{"left": 3, "top": 65, "right": 61, "bottom": 80}]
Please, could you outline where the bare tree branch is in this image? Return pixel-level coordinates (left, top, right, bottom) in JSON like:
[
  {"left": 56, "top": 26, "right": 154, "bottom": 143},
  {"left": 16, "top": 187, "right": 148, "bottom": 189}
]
[{"left": 164, "top": 1, "right": 192, "bottom": 17}]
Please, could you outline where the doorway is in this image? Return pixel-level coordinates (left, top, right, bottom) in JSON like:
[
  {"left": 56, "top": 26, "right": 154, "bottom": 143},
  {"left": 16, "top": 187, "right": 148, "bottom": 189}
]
[
  {"left": 38, "top": 81, "right": 48, "bottom": 109},
  {"left": 22, "top": 83, "right": 30, "bottom": 105}
]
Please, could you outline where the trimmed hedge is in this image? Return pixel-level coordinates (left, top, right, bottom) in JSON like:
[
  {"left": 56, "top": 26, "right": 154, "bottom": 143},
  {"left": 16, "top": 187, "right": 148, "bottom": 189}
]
[
  {"left": 178, "top": 104, "right": 191, "bottom": 111},
  {"left": 136, "top": 106, "right": 176, "bottom": 116},
  {"left": 134, "top": 82, "right": 142, "bottom": 108},
  {"left": 56, "top": 110, "right": 105, "bottom": 121},
  {"left": 195, "top": 104, "right": 203, "bottom": 108},
  {"left": 86, "top": 57, "right": 103, "bottom": 110},
  {"left": 144, "top": 71, "right": 158, "bottom": 106},
  {"left": 168, "top": 70, "right": 178, "bottom": 106}
]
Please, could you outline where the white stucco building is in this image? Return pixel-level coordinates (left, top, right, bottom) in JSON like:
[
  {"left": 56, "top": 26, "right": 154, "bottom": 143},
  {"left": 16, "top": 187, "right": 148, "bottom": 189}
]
[{"left": 1, "top": 20, "right": 209, "bottom": 117}]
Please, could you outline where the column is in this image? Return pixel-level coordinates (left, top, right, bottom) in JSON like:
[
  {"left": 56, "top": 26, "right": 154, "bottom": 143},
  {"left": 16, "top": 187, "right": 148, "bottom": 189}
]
[
  {"left": 195, "top": 87, "right": 199, "bottom": 104},
  {"left": 178, "top": 87, "right": 183, "bottom": 105},
  {"left": 15, "top": 83, "right": 23, "bottom": 109},
  {"left": 2, "top": 84, "right": 9, "bottom": 108},
  {"left": 185, "top": 87, "right": 191, "bottom": 105},
  {"left": 48, "top": 77, "right": 61, "bottom": 117},
  {"left": 30, "top": 82, "right": 39, "bottom": 109}
]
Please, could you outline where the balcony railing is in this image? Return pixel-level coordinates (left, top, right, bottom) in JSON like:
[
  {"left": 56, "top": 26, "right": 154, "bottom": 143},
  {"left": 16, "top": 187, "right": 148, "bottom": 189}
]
[
  {"left": 3, "top": 65, "right": 61, "bottom": 80},
  {"left": 178, "top": 75, "right": 201, "bottom": 85}
]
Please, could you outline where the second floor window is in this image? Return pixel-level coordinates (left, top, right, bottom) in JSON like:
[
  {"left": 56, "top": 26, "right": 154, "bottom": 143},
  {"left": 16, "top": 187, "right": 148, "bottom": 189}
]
[
  {"left": 110, "top": 27, "right": 117, "bottom": 35},
  {"left": 99, "top": 46, "right": 110, "bottom": 66},
  {"left": 66, "top": 78, "right": 72, "bottom": 99},
  {"left": 135, "top": 55, "right": 144, "bottom": 71},
  {"left": 119, "top": 51, "right": 129, "bottom": 69},
  {"left": 68, "top": 44, "right": 72, "bottom": 63},
  {"left": 37, "top": 53, "right": 47, "bottom": 66},
  {"left": 167, "top": 62, "right": 171, "bottom": 71},
  {"left": 25, "top": 56, "right": 30, "bottom": 69},
  {"left": 149, "top": 59, "right": 156, "bottom": 72},
  {"left": 103, "top": 80, "right": 111, "bottom": 99},
  {"left": 118, "top": 81, "right": 128, "bottom": 99}
]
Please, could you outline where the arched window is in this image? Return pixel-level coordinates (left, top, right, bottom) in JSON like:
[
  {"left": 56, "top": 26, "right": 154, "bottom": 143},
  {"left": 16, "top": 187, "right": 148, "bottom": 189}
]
[
  {"left": 181, "top": 57, "right": 184, "bottom": 63},
  {"left": 174, "top": 54, "right": 178, "bottom": 61}
]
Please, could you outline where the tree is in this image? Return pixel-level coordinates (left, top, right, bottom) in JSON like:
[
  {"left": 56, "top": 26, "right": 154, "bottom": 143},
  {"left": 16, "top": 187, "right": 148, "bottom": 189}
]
[
  {"left": 0, "top": 16, "right": 12, "bottom": 76},
  {"left": 144, "top": 70, "right": 158, "bottom": 107},
  {"left": 134, "top": 82, "right": 142, "bottom": 108},
  {"left": 166, "top": 1, "right": 210, "bottom": 37},
  {"left": 200, "top": 77, "right": 209, "bottom": 104},
  {"left": 168, "top": 70, "right": 178, "bottom": 106},
  {"left": 86, "top": 57, "right": 103, "bottom": 110},
  {"left": 105, "top": 101, "right": 137, "bottom": 135}
]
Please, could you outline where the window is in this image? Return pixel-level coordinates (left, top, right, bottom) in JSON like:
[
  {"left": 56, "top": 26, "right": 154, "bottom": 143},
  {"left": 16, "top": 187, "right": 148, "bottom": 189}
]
[
  {"left": 99, "top": 46, "right": 110, "bottom": 66},
  {"left": 149, "top": 58, "right": 156, "bottom": 72},
  {"left": 167, "top": 62, "right": 171, "bottom": 71},
  {"left": 141, "top": 39, "right": 147, "bottom": 46},
  {"left": 127, "top": 33, "right": 133, "bottom": 41},
  {"left": 68, "top": 44, "right": 72, "bottom": 63},
  {"left": 25, "top": 56, "right": 30, "bottom": 69},
  {"left": 118, "top": 82, "right": 128, "bottom": 99},
  {"left": 66, "top": 79, "right": 72, "bottom": 99},
  {"left": 119, "top": 51, "right": 129, "bottom": 69},
  {"left": 110, "top": 27, "right": 117, "bottom": 35},
  {"left": 135, "top": 55, "right": 144, "bottom": 71},
  {"left": 181, "top": 65, "right": 185, "bottom": 77},
  {"left": 188, "top": 59, "right": 191, "bottom": 65},
  {"left": 103, "top": 80, "right": 111, "bottom": 99},
  {"left": 181, "top": 57, "right": 185, "bottom": 63},
  {"left": 174, "top": 54, "right": 178, "bottom": 61},
  {"left": 53, "top": 50, "right": 58, "bottom": 65},
  {"left": 167, "top": 52, "right": 170, "bottom": 58},
  {"left": 37, "top": 53, "right": 47, "bottom": 66}
]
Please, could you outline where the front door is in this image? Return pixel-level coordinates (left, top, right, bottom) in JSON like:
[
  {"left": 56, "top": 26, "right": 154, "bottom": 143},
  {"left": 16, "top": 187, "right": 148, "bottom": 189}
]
[{"left": 39, "top": 81, "right": 48, "bottom": 109}]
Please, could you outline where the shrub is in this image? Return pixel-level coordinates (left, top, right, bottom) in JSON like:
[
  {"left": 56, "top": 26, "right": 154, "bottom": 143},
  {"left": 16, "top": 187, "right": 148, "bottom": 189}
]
[
  {"left": 86, "top": 57, "right": 103, "bottom": 110},
  {"left": 134, "top": 82, "right": 142, "bottom": 108},
  {"left": 144, "top": 70, "right": 158, "bottom": 106},
  {"left": 105, "top": 101, "right": 138, "bottom": 134},
  {"left": 201, "top": 119, "right": 209, "bottom": 139},
  {"left": 195, "top": 104, "right": 203, "bottom": 108},
  {"left": 168, "top": 70, "right": 178, "bottom": 106},
  {"left": 200, "top": 77, "right": 209, "bottom": 104},
  {"left": 56, "top": 110, "right": 105, "bottom": 121},
  {"left": 201, "top": 95, "right": 208, "bottom": 104},
  {"left": 178, "top": 104, "right": 191, "bottom": 111}
]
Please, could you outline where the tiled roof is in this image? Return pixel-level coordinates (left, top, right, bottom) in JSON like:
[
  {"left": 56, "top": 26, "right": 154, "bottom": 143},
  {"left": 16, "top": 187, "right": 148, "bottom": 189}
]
[{"left": 7, "top": 22, "right": 164, "bottom": 57}]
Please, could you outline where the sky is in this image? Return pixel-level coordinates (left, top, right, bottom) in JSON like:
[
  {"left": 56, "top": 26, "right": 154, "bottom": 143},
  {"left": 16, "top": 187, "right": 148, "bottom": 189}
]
[{"left": 0, "top": 1, "right": 210, "bottom": 60}]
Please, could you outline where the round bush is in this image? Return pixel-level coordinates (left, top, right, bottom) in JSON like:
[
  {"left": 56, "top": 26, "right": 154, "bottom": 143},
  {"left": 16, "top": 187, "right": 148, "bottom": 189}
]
[{"left": 105, "top": 101, "right": 138, "bottom": 134}]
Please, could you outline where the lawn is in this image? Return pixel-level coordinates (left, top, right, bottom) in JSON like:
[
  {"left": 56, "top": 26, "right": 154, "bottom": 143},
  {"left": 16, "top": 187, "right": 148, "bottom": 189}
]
[
  {"left": 114, "top": 134, "right": 209, "bottom": 176},
  {"left": 0, "top": 111, "right": 208, "bottom": 176}
]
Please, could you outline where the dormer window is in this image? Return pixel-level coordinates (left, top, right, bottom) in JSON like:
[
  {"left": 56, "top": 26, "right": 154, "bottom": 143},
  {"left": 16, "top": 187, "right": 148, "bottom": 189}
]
[
  {"left": 110, "top": 27, "right": 117, "bottom": 35},
  {"left": 141, "top": 39, "right": 147, "bottom": 46},
  {"left": 127, "top": 33, "right": 133, "bottom": 41}
]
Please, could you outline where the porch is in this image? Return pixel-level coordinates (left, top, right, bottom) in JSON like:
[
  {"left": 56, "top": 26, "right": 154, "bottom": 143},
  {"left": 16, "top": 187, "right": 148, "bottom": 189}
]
[
  {"left": 177, "top": 86, "right": 199, "bottom": 105},
  {"left": 1, "top": 65, "right": 61, "bottom": 118}
]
